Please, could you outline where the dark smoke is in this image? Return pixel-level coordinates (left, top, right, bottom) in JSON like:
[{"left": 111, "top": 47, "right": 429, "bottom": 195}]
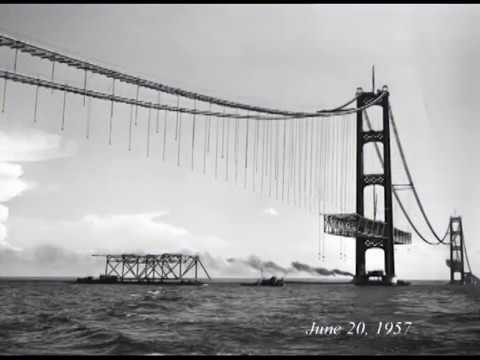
[
  {"left": 291, "top": 261, "right": 354, "bottom": 277},
  {"left": 228, "top": 257, "right": 353, "bottom": 278},
  {"left": 227, "top": 255, "right": 289, "bottom": 275}
]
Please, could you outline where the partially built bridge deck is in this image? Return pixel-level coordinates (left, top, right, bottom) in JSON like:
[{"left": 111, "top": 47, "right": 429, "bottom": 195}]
[{"left": 76, "top": 253, "right": 211, "bottom": 285}]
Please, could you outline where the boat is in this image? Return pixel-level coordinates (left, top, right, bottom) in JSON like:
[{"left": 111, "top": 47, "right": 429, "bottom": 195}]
[
  {"left": 240, "top": 268, "right": 285, "bottom": 287},
  {"left": 76, "top": 274, "right": 119, "bottom": 284},
  {"left": 240, "top": 276, "right": 285, "bottom": 287}
]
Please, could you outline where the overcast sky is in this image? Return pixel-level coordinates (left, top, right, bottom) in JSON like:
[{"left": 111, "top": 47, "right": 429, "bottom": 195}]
[{"left": 0, "top": 4, "right": 478, "bottom": 279}]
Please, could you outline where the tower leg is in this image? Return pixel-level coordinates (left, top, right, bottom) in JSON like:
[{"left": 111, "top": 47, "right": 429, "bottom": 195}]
[{"left": 355, "top": 86, "right": 395, "bottom": 285}]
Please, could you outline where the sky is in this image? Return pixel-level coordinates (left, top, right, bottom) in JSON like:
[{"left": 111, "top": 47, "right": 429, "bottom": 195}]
[{"left": 0, "top": 4, "right": 478, "bottom": 279}]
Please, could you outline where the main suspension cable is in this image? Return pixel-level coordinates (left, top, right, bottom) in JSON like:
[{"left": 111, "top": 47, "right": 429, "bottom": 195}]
[
  {"left": 363, "top": 109, "right": 447, "bottom": 246},
  {"left": 388, "top": 102, "right": 449, "bottom": 244}
]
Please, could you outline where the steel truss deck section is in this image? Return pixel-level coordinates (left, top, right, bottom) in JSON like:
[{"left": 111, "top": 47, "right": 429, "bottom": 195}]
[
  {"left": 94, "top": 253, "right": 211, "bottom": 282},
  {"left": 323, "top": 213, "right": 412, "bottom": 245}
]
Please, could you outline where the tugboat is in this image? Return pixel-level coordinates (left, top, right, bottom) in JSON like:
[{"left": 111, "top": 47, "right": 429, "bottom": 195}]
[
  {"left": 240, "top": 268, "right": 285, "bottom": 287},
  {"left": 76, "top": 274, "right": 119, "bottom": 284}
]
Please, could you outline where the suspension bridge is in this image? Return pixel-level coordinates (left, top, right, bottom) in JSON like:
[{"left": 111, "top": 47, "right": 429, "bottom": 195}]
[{"left": 0, "top": 32, "right": 476, "bottom": 286}]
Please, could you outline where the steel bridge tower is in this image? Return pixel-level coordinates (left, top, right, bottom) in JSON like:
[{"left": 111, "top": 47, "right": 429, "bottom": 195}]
[
  {"left": 354, "top": 86, "right": 395, "bottom": 284},
  {"left": 449, "top": 216, "right": 465, "bottom": 284}
]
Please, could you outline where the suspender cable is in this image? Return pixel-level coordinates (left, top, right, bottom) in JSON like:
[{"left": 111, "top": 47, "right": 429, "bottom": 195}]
[
  {"left": 109, "top": 79, "right": 115, "bottom": 145},
  {"left": 268, "top": 120, "right": 273, "bottom": 198},
  {"left": 33, "top": 84, "right": 39, "bottom": 123},
  {"left": 203, "top": 106, "right": 209, "bottom": 174},
  {"left": 128, "top": 104, "right": 133, "bottom": 151},
  {"left": 50, "top": 58, "right": 55, "bottom": 94},
  {"left": 225, "top": 111, "right": 231, "bottom": 181},
  {"left": 293, "top": 119, "right": 299, "bottom": 206},
  {"left": 328, "top": 118, "right": 335, "bottom": 213},
  {"left": 162, "top": 107, "right": 168, "bottom": 161},
  {"left": 260, "top": 120, "right": 265, "bottom": 193},
  {"left": 135, "top": 85, "right": 140, "bottom": 126},
  {"left": 289, "top": 118, "right": 295, "bottom": 204},
  {"left": 221, "top": 107, "right": 226, "bottom": 159},
  {"left": 305, "top": 119, "right": 310, "bottom": 208},
  {"left": 317, "top": 118, "right": 323, "bottom": 214},
  {"left": 254, "top": 116, "right": 260, "bottom": 175},
  {"left": 244, "top": 113, "right": 250, "bottom": 189},
  {"left": 272, "top": 120, "right": 276, "bottom": 198},
  {"left": 320, "top": 119, "right": 326, "bottom": 212},
  {"left": 264, "top": 119, "right": 268, "bottom": 188},
  {"left": 303, "top": 119, "right": 309, "bottom": 208},
  {"left": 282, "top": 119, "right": 287, "bottom": 201},
  {"left": 340, "top": 116, "right": 345, "bottom": 213},
  {"left": 303, "top": 118, "right": 307, "bottom": 208},
  {"left": 234, "top": 111, "right": 239, "bottom": 183},
  {"left": 147, "top": 106, "right": 151, "bottom": 157},
  {"left": 207, "top": 103, "right": 212, "bottom": 153},
  {"left": 156, "top": 92, "right": 161, "bottom": 134},
  {"left": 13, "top": 47, "right": 18, "bottom": 72},
  {"left": 252, "top": 115, "right": 258, "bottom": 192},
  {"left": 295, "top": 119, "right": 300, "bottom": 206},
  {"left": 275, "top": 119, "right": 280, "bottom": 200},
  {"left": 342, "top": 117, "right": 347, "bottom": 213},
  {"left": 0, "top": 47, "right": 17, "bottom": 112},
  {"left": 311, "top": 119, "right": 317, "bottom": 211},
  {"left": 336, "top": 119, "right": 341, "bottom": 213},
  {"left": 191, "top": 99, "right": 196, "bottom": 170},
  {"left": 215, "top": 113, "right": 219, "bottom": 179},
  {"left": 61, "top": 89, "right": 66, "bottom": 131},
  {"left": 177, "top": 110, "right": 182, "bottom": 167},
  {"left": 335, "top": 119, "right": 340, "bottom": 212},
  {"left": 175, "top": 95, "right": 180, "bottom": 140},
  {"left": 86, "top": 96, "right": 91, "bottom": 140},
  {"left": 83, "top": 69, "right": 87, "bottom": 106},
  {"left": 310, "top": 119, "right": 316, "bottom": 211},
  {"left": 296, "top": 119, "right": 301, "bottom": 207},
  {"left": 1, "top": 76, "right": 6, "bottom": 113},
  {"left": 288, "top": 119, "right": 294, "bottom": 204}
]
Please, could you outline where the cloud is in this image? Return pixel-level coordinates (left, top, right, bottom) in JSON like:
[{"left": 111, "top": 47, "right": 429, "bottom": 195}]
[
  {"left": 0, "top": 128, "right": 77, "bottom": 251},
  {"left": 0, "top": 244, "right": 104, "bottom": 277},
  {"left": 0, "top": 129, "right": 77, "bottom": 162},
  {"left": 263, "top": 207, "right": 279, "bottom": 216},
  {"left": 6, "top": 210, "right": 229, "bottom": 256},
  {"left": 83, "top": 212, "right": 189, "bottom": 238},
  {"left": 0, "top": 162, "right": 34, "bottom": 202}
]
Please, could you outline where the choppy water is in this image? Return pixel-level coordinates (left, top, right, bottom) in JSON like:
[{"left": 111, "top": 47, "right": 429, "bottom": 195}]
[{"left": 0, "top": 279, "right": 479, "bottom": 355}]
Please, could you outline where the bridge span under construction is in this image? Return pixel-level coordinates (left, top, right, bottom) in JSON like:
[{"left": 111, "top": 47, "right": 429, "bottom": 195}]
[{"left": 76, "top": 253, "right": 211, "bottom": 285}]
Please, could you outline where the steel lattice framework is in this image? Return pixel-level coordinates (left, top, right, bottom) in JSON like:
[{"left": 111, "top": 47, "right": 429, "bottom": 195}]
[
  {"left": 449, "top": 217, "right": 465, "bottom": 283},
  {"left": 323, "top": 213, "right": 412, "bottom": 246},
  {"left": 93, "top": 253, "right": 211, "bottom": 283}
]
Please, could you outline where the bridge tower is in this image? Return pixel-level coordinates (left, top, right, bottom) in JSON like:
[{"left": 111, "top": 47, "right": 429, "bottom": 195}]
[
  {"left": 449, "top": 216, "right": 465, "bottom": 284},
  {"left": 354, "top": 86, "right": 395, "bottom": 284}
]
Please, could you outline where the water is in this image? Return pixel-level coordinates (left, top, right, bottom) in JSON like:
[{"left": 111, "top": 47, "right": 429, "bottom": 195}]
[{"left": 0, "top": 279, "right": 479, "bottom": 355}]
